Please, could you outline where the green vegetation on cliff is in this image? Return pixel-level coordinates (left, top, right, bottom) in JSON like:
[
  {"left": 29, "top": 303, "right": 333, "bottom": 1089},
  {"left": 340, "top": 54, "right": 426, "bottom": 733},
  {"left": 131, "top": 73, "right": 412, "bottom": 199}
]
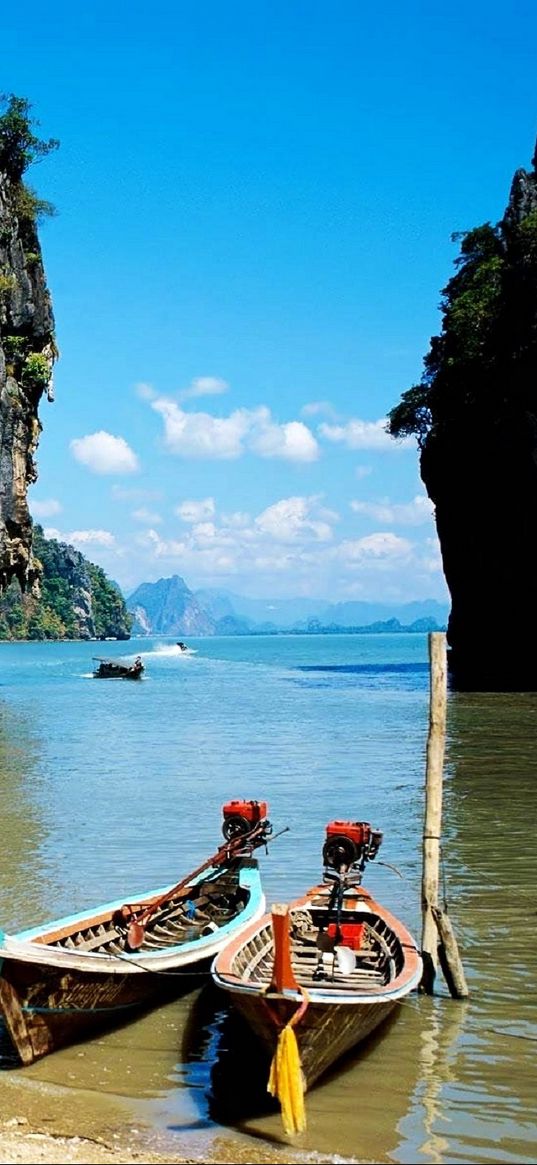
[
  {"left": 0, "top": 95, "right": 58, "bottom": 593},
  {"left": 387, "top": 153, "right": 537, "bottom": 445},
  {"left": 0, "top": 526, "right": 132, "bottom": 640}
]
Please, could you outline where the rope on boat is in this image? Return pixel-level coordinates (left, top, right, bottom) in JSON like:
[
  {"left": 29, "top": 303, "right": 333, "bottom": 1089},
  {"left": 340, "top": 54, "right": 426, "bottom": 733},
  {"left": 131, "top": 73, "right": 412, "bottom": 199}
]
[
  {"left": 104, "top": 948, "right": 213, "bottom": 975},
  {"left": 266, "top": 987, "right": 309, "bottom": 1137}
]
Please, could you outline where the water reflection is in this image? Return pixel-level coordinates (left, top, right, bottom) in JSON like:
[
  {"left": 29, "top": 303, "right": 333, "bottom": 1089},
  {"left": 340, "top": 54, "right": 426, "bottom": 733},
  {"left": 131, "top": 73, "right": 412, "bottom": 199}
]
[
  {"left": 1, "top": 644, "right": 536, "bottom": 1164},
  {"left": 394, "top": 691, "right": 537, "bottom": 1165},
  {"left": 0, "top": 703, "right": 49, "bottom": 926}
]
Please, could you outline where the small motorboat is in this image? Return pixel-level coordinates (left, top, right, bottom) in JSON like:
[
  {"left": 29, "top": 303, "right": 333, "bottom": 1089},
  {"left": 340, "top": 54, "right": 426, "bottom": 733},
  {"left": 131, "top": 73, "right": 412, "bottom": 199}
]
[
  {"left": 212, "top": 818, "right": 422, "bottom": 1134},
  {"left": 93, "top": 655, "right": 144, "bottom": 679},
  {"left": 0, "top": 801, "right": 273, "bottom": 1065}
]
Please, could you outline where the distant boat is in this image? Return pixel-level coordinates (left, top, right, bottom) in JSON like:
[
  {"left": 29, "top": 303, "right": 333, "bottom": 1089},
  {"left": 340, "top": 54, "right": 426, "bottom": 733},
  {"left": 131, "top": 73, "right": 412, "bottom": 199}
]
[
  {"left": 0, "top": 802, "right": 272, "bottom": 1065},
  {"left": 212, "top": 819, "right": 422, "bottom": 1132},
  {"left": 93, "top": 655, "right": 144, "bottom": 680}
]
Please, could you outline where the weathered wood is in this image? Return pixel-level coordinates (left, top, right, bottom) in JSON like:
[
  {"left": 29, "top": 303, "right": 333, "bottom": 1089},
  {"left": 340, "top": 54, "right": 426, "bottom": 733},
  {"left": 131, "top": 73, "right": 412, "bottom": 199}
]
[
  {"left": 269, "top": 904, "right": 300, "bottom": 992},
  {"left": 421, "top": 632, "right": 447, "bottom": 993},
  {"left": 433, "top": 906, "right": 470, "bottom": 999},
  {"left": 0, "top": 858, "right": 264, "bottom": 1065},
  {"left": 213, "top": 889, "right": 423, "bottom": 1097},
  {"left": 0, "top": 977, "right": 35, "bottom": 1064}
]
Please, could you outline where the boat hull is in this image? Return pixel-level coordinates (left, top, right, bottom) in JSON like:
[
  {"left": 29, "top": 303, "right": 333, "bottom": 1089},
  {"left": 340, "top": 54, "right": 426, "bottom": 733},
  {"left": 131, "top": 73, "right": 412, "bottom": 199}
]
[
  {"left": 212, "top": 883, "right": 422, "bottom": 1091},
  {"left": 0, "top": 958, "right": 180, "bottom": 1064},
  {"left": 229, "top": 991, "right": 398, "bottom": 1090},
  {"left": 0, "top": 863, "right": 265, "bottom": 1065}
]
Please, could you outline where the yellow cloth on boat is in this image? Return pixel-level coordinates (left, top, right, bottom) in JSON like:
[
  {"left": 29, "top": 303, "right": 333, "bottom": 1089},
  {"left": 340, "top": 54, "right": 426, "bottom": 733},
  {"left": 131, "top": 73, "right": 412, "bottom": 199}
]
[{"left": 267, "top": 1023, "right": 306, "bottom": 1136}]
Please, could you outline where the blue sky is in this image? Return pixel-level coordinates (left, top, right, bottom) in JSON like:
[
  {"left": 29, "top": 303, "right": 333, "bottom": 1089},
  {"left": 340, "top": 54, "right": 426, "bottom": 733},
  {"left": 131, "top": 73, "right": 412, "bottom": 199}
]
[{"left": 3, "top": 2, "right": 536, "bottom": 600}]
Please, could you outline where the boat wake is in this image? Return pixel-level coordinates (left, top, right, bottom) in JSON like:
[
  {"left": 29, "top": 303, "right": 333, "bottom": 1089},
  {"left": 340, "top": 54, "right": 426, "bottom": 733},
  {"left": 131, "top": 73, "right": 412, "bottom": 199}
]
[{"left": 150, "top": 644, "right": 198, "bottom": 658}]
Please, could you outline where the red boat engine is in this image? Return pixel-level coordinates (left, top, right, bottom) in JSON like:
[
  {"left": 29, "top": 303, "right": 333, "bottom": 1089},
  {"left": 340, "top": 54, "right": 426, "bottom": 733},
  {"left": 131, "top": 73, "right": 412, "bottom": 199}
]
[
  {"left": 322, "top": 820, "right": 383, "bottom": 873},
  {"left": 222, "top": 799, "right": 269, "bottom": 840}
]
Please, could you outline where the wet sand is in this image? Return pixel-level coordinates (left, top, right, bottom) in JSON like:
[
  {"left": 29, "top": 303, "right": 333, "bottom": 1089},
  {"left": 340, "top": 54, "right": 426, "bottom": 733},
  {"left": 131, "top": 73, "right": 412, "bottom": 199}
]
[{"left": 0, "top": 1118, "right": 359, "bottom": 1165}]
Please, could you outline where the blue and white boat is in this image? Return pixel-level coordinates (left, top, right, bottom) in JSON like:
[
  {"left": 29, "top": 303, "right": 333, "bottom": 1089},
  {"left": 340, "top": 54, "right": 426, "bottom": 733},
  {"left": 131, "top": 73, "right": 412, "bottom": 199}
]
[{"left": 0, "top": 806, "right": 270, "bottom": 1064}]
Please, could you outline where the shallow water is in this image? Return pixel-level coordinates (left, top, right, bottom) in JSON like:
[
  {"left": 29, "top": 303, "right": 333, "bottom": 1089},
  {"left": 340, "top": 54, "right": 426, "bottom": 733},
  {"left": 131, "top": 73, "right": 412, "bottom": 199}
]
[{"left": 0, "top": 635, "right": 536, "bottom": 1163}]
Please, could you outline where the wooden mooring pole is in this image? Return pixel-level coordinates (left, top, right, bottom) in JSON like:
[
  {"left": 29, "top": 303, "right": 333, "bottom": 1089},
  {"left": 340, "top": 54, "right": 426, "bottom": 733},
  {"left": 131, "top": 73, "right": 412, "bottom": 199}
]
[{"left": 421, "top": 632, "right": 469, "bottom": 998}]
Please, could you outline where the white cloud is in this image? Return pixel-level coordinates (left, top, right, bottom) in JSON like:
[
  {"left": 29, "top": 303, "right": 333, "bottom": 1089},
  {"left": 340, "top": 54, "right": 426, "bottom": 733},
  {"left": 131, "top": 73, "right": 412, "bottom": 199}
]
[
  {"left": 319, "top": 418, "right": 413, "bottom": 450},
  {"left": 67, "top": 529, "right": 117, "bottom": 547},
  {"left": 132, "top": 507, "right": 162, "bottom": 525},
  {"left": 151, "top": 399, "right": 319, "bottom": 462},
  {"left": 175, "top": 497, "right": 216, "bottom": 523},
  {"left": 181, "top": 376, "right": 229, "bottom": 400},
  {"left": 301, "top": 400, "right": 339, "bottom": 420},
  {"left": 255, "top": 496, "right": 335, "bottom": 543},
  {"left": 221, "top": 510, "right": 251, "bottom": 529},
  {"left": 135, "top": 382, "right": 157, "bottom": 400},
  {"left": 421, "top": 536, "right": 443, "bottom": 573},
  {"left": 31, "top": 498, "right": 62, "bottom": 518},
  {"left": 350, "top": 494, "right": 434, "bottom": 526},
  {"left": 44, "top": 527, "right": 117, "bottom": 549},
  {"left": 249, "top": 412, "right": 319, "bottom": 462},
  {"left": 337, "top": 532, "right": 413, "bottom": 564},
  {"left": 355, "top": 465, "right": 372, "bottom": 480},
  {"left": 70, "top": 431, "right": 140, "bottom": 475},
  {"left": 109, "top": 510, "right": 449, "bottom": 602},
  {"left": 152, "top": 399, "right": 250, "bottom": 459}
]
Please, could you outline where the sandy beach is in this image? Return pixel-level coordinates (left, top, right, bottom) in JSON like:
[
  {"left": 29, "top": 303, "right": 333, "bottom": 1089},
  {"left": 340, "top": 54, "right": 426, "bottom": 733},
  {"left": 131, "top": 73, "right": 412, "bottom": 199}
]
[{"left": 0, "top": 1118, "right": 331, "bottom": 1165}]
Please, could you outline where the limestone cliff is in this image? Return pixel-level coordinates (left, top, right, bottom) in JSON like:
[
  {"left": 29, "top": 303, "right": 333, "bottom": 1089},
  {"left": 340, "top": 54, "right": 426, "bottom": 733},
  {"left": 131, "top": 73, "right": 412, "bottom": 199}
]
[
  {"left": 0, "top": 98, "right": 57, "bottom": 593},
  {"left": 128, "top": 575, "right": 216, "bottom": 636},
  {"left": 388, "top": 141, "right": 537, "bottom": 689},
  {"left": 0, "top": 526, "right": 133, "bottom": 640}
]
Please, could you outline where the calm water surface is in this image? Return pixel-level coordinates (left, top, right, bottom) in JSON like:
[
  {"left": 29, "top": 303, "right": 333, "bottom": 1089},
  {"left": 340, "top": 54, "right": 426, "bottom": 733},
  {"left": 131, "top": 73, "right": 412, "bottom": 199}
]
[{"left": 0, "top": 634, "right": 535, "bottom": 1164}]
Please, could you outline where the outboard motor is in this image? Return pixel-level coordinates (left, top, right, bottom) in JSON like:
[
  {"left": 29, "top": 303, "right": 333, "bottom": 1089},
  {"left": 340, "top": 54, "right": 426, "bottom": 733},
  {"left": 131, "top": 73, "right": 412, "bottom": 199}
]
[
  {"left": 323, "top": 820, "right": 383, "bottom": 880},
  {"left": 222, "top": 799, "right": 269, "bottom": 841}
]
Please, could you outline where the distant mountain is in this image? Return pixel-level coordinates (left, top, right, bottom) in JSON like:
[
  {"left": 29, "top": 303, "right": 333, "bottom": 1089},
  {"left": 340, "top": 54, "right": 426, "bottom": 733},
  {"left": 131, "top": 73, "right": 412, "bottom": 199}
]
[
  {"left": 194, "top": 590, "right": 331, "bottom": 628},
  {"left": 193, "top": 589, "right": 241, "bottom": 623},
  {"left": 128, "top": 575, "right": 215, "bottom": 636},
  {"left": 301, "top": 615, "right": 445, "bottom": 635},
  {"left": 127, "top": 576, "right": 449, "bottom": 637},
  {"left": 312, "top": 599, "right": 450, "bottom": 628}
]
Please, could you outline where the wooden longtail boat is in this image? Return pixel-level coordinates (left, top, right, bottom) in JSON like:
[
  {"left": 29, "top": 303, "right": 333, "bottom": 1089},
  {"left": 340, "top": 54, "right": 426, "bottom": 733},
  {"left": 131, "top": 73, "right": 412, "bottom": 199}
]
[
  {"left": 92, "top": 655, "right": 144, "bottom": 679},
  {"left": 212, "top": 819, "right": 422, "bottom": 1132},
  {"left": 0, "top": 803, "right": 273, "bottom": 1065}
]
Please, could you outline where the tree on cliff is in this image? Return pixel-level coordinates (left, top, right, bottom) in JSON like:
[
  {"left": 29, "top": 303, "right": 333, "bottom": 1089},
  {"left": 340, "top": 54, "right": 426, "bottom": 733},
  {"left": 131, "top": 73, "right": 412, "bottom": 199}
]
[
  {"left": 0, "top": 95, "right": 58, "bottom": 594},
  {"left": 387, "top": 142, "right": 537, "bottom": 689},
  {"left": 387, "top": 147, "right": 537, "bottom": 447},
  {"left": 0, "top": 94, "right": 58, "bottom": 181}
]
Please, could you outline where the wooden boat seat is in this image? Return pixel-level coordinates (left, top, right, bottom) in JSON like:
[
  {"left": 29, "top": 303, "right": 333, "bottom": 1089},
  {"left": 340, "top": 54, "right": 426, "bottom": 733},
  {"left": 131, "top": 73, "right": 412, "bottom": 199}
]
[{"left": 50, "top": 883, "right": 243, "bottom": 955}]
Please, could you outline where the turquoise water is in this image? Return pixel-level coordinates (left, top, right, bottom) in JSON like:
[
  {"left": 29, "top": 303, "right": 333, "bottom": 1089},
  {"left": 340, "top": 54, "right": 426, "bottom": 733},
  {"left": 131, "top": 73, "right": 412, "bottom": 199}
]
[{"left": 0, "top": 634, "right": 536, "bottom": 1164}]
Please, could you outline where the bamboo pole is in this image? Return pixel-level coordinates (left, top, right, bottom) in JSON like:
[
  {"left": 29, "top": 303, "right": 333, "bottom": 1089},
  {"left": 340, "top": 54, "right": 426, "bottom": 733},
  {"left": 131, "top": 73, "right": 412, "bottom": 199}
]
[
  {"left": 421, "top": 632, "right": 447, "bottom": 993},
  {"left": 421, "top": 632, "right": 469, "bottom": 998},
  {"left": 433, "top": 906, "right": 469, "bottom": 998}
]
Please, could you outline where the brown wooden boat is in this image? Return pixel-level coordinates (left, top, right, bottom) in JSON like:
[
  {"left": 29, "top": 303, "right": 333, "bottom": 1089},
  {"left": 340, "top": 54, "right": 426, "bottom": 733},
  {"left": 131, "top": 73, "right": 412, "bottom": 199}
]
[
  {"left": 92, "top": 655, "right": 144, "bottom": 679},
  {"left": 212, "top": 819, "right": 422, "bottom": 1131},
  {"left": 0, "top": 804, "right": 272, "bottom": 1065}
]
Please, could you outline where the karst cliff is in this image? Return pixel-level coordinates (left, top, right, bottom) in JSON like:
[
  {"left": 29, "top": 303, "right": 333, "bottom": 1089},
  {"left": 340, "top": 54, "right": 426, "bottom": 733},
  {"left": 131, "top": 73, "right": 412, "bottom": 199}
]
[
  {"left": 389, "top": 141, "right": 537, "bottom": 690},
  {"left": 0, "top": 97, "right": 57, "bottom": 594}
]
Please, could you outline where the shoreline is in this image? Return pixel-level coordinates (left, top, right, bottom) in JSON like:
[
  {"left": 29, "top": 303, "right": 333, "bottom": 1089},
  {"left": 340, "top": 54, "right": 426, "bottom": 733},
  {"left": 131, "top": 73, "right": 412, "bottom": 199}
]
[{"left": 0, "top": 1119, "right": 354, "bottom": 1165}]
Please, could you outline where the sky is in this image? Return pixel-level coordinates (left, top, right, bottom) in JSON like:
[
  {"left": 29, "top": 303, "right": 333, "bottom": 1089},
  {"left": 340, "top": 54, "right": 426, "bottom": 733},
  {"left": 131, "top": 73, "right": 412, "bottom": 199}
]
[{"left": 3, "top": 2, "right": 536, "bottom": 601}]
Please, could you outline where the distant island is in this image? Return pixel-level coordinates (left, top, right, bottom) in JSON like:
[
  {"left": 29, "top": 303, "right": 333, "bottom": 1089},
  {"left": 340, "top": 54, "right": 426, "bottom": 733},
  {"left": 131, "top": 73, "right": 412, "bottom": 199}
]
[
  {"left": 127, "top": 573, "right": 448, "bottom": 638},
  {"left": 0, "top": 526, "right": 132, "bottom": 640},
  {"left": 0, "top": 539, "right": 448, "bottom": 643}
]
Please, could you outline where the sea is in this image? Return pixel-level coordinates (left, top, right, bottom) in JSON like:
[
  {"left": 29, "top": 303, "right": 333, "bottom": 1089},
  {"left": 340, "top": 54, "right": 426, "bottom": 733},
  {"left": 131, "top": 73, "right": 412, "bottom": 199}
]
[{"left": 0, "top": 633, "right": 536, "bottom": 1165}]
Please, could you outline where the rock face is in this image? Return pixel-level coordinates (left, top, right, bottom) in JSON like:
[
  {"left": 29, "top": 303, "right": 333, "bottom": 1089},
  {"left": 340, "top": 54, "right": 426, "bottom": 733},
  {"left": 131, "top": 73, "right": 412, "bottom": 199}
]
[
  {"left": 0, "top": 168, "right": 55, "bottom": 592},
  {"left": 0, "top": 527, "right": 133, "bottom": 640},
  {"left": 389, "top": 141, "right": 537, "bottom": 689},
  {"left": 128, "top": 575, "right": 216, "bottom": 636}
]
